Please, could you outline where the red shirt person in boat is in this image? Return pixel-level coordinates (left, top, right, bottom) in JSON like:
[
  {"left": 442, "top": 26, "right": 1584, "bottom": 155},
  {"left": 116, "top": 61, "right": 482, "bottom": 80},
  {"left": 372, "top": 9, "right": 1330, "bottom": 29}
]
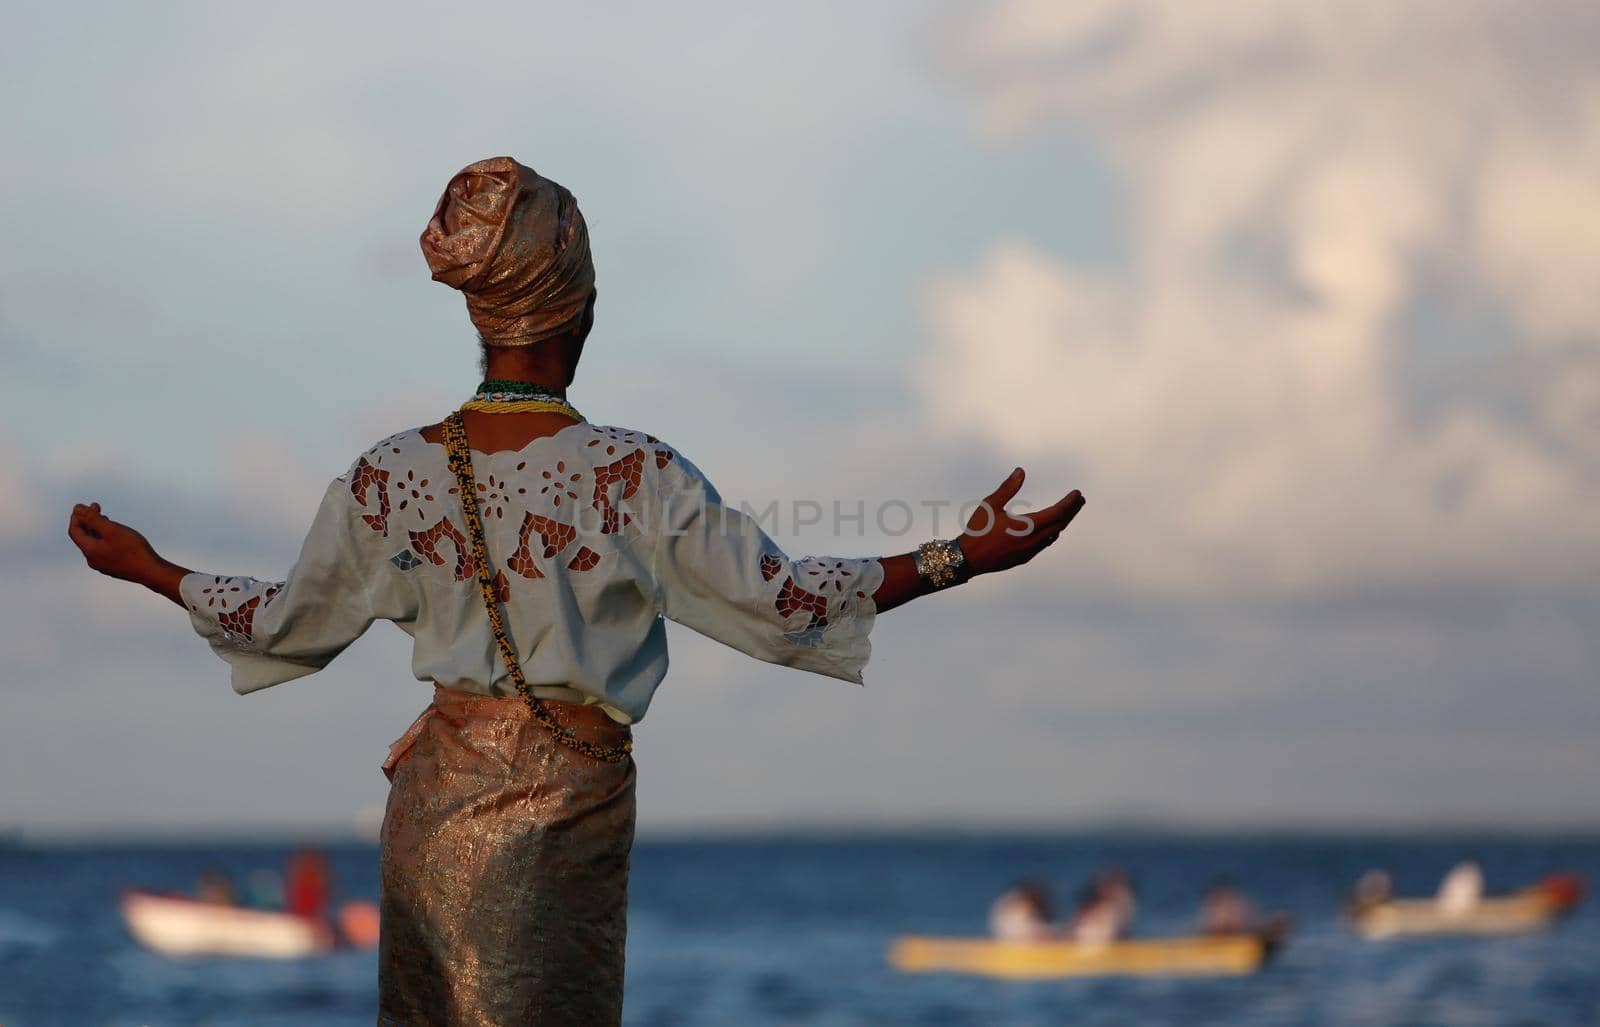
[{"left": 286, "top": 849, "right": 331, "bottom": 921}]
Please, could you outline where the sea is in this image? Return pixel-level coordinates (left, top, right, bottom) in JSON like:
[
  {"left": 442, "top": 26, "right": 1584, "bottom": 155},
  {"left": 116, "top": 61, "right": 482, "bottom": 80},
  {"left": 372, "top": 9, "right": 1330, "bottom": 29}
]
[{"left": 1, "top": 833, "right": 1597, "bottom": 1026}]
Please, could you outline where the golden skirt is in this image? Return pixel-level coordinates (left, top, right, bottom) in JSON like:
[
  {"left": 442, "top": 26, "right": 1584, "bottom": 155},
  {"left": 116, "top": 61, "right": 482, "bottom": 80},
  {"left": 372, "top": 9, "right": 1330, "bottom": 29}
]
[{"left": 378, "top": 685, "right": 636, "bottom": 1026}]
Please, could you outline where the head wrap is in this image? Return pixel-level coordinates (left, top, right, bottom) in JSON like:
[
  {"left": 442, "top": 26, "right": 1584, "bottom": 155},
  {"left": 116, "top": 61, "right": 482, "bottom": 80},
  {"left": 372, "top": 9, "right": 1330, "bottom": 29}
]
[{"left": 420, "top": 156, "right": 595, "bottom": 346}]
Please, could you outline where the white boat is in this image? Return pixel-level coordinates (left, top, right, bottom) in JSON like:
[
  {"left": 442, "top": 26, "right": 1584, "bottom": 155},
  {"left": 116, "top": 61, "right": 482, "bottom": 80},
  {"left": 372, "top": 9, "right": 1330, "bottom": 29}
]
[
  {"left": 120, "top": 890, "right": 333, "bottom": 959},
  {"left": 1350, "top": 875, "right": 1585, "bottom": 940}
]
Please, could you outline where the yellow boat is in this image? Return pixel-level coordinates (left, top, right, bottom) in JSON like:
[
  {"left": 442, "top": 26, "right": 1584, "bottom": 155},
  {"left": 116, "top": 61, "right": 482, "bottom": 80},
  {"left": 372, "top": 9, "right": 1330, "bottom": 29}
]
[{"left": 888, "top": 932, "right": 1277, "bottom": 979}]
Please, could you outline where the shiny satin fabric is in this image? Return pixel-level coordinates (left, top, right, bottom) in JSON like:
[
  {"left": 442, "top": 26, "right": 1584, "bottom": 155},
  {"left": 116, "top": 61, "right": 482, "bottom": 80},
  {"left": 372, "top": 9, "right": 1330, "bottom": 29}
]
[
  {"left": 420, "top": 156, "right": 596, "bottom": 347},
  {"left": 378, "top": 685, "right": 636, "bottom": 1026}
]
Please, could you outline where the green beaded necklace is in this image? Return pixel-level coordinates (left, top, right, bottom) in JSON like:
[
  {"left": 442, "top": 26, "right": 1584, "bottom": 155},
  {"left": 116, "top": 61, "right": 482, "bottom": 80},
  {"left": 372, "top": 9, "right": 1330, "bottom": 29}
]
[{"left": 475, "top": 379, "right": 568, "bottom": 402}]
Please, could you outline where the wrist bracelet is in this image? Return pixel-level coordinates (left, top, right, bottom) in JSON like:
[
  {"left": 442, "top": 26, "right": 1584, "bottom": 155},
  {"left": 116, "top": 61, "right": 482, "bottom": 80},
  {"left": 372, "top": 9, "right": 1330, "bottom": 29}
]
[{"left": 914, "top": 538, "right": 969, "bottom": 589}]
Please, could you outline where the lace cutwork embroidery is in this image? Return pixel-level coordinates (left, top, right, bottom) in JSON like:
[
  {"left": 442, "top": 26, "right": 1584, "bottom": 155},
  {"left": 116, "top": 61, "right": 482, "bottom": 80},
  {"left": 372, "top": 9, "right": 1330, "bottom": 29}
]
[
  {"left": 798, "top": 558, "right": 856, "bottom": 596},
  {"left": 190, "top": 576, "right": 284, "bottom": 649},
  {"left": 475, "top": 472, "right": 514, "bottom": 520},
  {"left": 218, "top": 595, "right": 262, "bottom": 643},
  {"left": 183, "top": 421, "right": 881, "bottom": 721},
  {"left": 510, "top": 512, "right": 576, "bottom": 577},
  {"left": 197, "top": 579, "right": 243, "bottom": 609},
  {"left": 410, "top": 517, "right": 476, "bottom": 581},
  {"left": 350, "top": 458, "right": 391, "bottom": 536},
  {"left": 540, "top": 461, "right": 583, "bottom": 508},
  {"left": 765, "top": 558, "right": 876, "bottom": 648},
  {"left": 394, "top": 469, "right": 438, "bottom": 524},
  {"left": 590, "top": 449, "right": 645, "bottom": 535},
  {"left": 368, "top": 425, "right": 870, "bottom": 631},
  {"left": 360, "top": 428, "right": 871, "bottom": 648}
]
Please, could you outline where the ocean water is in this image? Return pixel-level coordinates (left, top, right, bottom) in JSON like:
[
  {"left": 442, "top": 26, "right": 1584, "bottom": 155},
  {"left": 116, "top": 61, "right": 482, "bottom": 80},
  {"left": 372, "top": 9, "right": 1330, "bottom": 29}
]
[{"left": 1, "top": 834, "right": 1596, "bottom": 1026}]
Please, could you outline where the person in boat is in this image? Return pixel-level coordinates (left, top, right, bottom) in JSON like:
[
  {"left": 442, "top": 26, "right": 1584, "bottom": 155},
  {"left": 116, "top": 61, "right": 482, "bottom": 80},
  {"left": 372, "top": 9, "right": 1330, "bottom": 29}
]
[
  {"left": 245, "top": 868, "right": 285, "bottom": 911},
  {"left": 1349, "top": 868, "right": 1393, "bottom": 914},
  {"left": 1068, "top": 885, "right": 1120, "bottom": 944},
  {"left": 285, "top": 849, "right": 331, "bottom": 922},
  {"left": 989, "top": 880, "right": 1057, "bottom": 941},
  {"left": 1198, "top": 876, "right": 1292, "bottom": 940},
  {"left": 1198, "top": 876, "right": 1253, "bottom": 934},
  {"left": 1437, "top": 859, "right": 1485, "bottom": 915},
  {"left": 195, "top": 869, "right": 236, "bottom": 906},
  {"left": 1068, "top": 869, "right": 1137, "bottom": 944},
  {"left": 1101, "top": 868, "right": 1137, "bottom": 936},
  {"left": 66, "top": 156, "right": 1088, "bottom": 1025}
]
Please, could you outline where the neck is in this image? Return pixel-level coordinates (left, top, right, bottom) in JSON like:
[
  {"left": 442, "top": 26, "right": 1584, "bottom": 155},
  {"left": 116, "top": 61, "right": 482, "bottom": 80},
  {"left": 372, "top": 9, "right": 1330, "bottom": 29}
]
[{"left": 481, "top": 342, "right": 574, "bottom": 392}]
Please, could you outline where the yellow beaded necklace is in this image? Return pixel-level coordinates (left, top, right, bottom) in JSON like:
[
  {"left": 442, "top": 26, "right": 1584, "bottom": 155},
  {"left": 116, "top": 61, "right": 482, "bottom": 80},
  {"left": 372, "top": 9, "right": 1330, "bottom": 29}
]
[
  {"left": 459, "top": 397, "right": 583, "bottom": 417},
  {"left": 460, "top": 379, "right": 584, "bottom": 419}
]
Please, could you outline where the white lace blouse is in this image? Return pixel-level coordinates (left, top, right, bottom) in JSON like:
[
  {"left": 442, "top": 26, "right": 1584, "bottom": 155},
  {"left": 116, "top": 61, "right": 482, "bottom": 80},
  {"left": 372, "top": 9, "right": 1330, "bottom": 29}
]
[{"left": 180, "top": 421, "right": 884, "bottom": 724}]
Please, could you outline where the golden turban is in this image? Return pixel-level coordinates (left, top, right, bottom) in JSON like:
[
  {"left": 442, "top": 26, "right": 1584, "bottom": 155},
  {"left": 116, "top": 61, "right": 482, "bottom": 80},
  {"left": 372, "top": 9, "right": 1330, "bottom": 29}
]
[{"left": 420, "top": 157, "right": 595, "bottom": 346}]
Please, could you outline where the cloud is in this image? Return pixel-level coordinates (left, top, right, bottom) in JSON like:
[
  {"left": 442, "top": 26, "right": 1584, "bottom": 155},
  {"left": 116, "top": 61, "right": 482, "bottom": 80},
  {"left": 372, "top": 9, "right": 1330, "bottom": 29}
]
[
  {"left": 921, "top": 0, "right": 1600, "bottom": 598},
  {"left": 5, "top": 0, "right": 1597, "bottom": 836},
  {"left": 0, "top": 448, "right": 46, "bottom": 544}
]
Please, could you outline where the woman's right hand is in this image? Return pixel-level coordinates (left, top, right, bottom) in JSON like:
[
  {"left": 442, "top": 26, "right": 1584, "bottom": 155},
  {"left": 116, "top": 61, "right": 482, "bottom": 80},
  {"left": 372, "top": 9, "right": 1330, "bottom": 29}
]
[
  {"left": 67, "top": 502, "right": 191, "bottom": 606},
  {"left": 960, "top": 469, "right": 1085, "bottom": 577},
  {"left": 67, "top": 502, "right": 161, "bottom": 583}
]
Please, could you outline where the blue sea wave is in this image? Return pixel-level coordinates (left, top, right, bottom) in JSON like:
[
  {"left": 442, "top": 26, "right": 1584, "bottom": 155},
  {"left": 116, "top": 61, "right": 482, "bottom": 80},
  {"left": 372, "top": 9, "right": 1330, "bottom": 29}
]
[{"left": 1, "top": 835, "right": 1596, "bottom": 1026}]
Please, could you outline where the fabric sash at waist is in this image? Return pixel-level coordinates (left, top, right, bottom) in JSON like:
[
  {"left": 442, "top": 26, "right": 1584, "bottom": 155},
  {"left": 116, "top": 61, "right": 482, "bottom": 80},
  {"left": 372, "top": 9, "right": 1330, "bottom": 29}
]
[{"left": 382, "top": 684, "right": 632, "bottom": 779}]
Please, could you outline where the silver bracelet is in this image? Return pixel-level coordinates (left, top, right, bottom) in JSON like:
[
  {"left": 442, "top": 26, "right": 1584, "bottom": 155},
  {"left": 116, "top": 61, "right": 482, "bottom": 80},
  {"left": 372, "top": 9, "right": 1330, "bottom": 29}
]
[{"left": 914, "top": 538, "right": 969, "bottom": 589}]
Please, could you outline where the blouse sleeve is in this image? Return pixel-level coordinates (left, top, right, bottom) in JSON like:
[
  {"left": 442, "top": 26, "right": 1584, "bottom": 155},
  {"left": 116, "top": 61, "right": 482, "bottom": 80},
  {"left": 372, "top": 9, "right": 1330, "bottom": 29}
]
[
  {"left": 649, "top": 447, "right": 884, "bottom": 684},
  {"left": 179, "top": 462, "right": 403, "bottom": 694}
]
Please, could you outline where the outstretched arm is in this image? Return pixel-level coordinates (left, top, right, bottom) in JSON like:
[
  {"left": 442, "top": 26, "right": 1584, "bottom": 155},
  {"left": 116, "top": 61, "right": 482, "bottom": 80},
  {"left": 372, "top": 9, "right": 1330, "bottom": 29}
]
[
  {"left": 68, "top": 502, "right": 192, "bottom": 606},
  {"left": 652, "top": 446, "right": 1086, "bottom": 686},
  {"left": 68, "top": 473, "right": 410, "bottom": 695},
  {"left": 871, "top": 468, "right": 1086, "bottom": 613}
]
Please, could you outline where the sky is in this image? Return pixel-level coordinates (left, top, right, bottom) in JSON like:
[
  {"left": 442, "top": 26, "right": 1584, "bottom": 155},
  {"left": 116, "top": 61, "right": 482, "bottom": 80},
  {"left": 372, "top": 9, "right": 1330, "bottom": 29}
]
[{"left": 2, "top": 0, "right": 1596, "bottom": 838}]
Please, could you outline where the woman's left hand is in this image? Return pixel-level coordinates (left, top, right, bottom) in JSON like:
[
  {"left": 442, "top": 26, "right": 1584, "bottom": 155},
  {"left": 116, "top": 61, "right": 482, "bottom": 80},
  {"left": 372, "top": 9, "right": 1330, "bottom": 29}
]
[{"left": 960, "top": 468, "right": 1086, "bottom": 577}]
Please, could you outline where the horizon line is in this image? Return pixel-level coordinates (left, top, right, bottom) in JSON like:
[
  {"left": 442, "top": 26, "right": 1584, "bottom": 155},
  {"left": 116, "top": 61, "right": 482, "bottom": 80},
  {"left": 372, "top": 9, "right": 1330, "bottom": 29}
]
[{"left": 12, "top": 818, "right": 1600, "bottom": 847}]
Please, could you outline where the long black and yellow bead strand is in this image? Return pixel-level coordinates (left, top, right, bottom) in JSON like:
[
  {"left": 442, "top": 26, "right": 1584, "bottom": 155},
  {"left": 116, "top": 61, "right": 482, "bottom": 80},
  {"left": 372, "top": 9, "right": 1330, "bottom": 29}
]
[{"left": 442, "top": 412, "right": 633, "bottom": 763}]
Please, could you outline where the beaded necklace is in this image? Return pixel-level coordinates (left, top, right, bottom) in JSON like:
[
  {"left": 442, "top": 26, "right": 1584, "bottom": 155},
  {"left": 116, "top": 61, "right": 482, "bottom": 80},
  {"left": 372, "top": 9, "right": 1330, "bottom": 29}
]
[
  {"left": 441, "top": 411, "right": 632, "bottom": 763},
  {"left": 461, "top": 379, "right": 583, "bottom": 419}
]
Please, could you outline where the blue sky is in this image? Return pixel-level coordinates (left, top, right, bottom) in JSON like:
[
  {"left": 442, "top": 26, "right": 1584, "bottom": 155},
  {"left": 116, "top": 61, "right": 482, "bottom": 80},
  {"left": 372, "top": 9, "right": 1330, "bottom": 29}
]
[{"left": 3, "top": 0, "right": 1597, "bottom": 837}]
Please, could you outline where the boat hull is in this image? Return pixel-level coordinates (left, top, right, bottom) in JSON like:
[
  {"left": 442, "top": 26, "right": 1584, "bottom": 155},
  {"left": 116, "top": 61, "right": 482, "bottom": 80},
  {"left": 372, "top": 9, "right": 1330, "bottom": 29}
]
[
  {"left": 1352, "top": 894, "right": 1564, "bottom": 940},
  {"left": 888, "top": 933, "right": 1273, "bottom": 979},
  {"left": 120, "top": 890, "right": 331, "bottom": 959}
]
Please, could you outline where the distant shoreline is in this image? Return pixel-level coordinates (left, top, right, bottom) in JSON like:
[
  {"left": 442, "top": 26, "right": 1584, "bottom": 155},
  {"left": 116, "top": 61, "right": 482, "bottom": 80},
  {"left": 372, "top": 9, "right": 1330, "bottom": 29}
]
[{"left": 11, "top": 824, "right": 1600, "bottom": 849}]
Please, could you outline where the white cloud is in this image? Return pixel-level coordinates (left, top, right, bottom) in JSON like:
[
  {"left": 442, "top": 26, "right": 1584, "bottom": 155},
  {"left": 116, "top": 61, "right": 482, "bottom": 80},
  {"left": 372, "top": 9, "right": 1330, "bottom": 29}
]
[
  {"left": 4, "top": 0, "right": 1597, "bottom": 835},
  {"left": 922, "top": 0, "right": 1600, "bottom": 598},
  {"left": 0, "top": 448, "right": 45, "bottom": 543}
]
